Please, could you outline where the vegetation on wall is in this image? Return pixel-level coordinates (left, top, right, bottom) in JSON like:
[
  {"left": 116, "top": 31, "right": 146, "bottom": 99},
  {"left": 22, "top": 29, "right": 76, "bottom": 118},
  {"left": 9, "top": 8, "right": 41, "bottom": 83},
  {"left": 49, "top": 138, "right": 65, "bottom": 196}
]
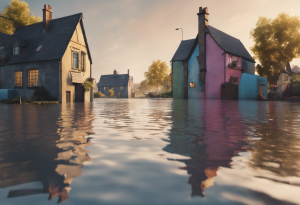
[
  {"left": 250, "top": 13, "right": 300, "bottom": 84},
  {"left": 291, "top": 75, "right": 300, "bottom": 96},
  {"left": 0, "top": 0, "right": 41, "bottom": 35},
  {"left": 83, "top": 80, "right": 93, "bottom": 91},
  {"left": 32, "top": 86, "right": 57, "bottom": 101}
]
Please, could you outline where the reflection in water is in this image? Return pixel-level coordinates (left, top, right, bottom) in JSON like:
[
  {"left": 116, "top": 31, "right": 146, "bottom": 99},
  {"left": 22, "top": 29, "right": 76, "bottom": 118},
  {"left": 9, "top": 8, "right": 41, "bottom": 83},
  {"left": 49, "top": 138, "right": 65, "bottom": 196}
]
[
  {"left": 164, "top": 100, "right": 248, "bottom": 196},
  {"left": 0, "top": 103, "right": 94, "bottom": 203}
]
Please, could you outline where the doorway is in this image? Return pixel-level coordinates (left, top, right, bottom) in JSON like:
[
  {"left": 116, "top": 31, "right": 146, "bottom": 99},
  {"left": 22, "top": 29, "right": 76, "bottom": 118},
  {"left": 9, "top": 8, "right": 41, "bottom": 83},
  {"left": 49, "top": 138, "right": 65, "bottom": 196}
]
[
  {"left": 66, "top": 91, "right": 71, "bottom": 102},
  {"left": 259, "top": 84, "right": 265, "bottom": 96},
  {"left": 75, "top": 84, "right": 84, "bottom": 102}
]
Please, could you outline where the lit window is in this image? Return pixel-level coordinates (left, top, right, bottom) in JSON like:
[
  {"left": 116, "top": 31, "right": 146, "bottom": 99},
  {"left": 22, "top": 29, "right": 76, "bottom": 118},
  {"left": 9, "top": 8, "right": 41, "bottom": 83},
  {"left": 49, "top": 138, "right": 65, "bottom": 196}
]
[
  {"left": 15, "top": 71, "right": 22, "bottom": 86},
  {"left": 81, "top": 52, "right": 86, "bottom": 71},
  {"left": 72, "top": 51, "right": 79, "bottom": 69},
  {"left": 28, "top": 70, "right": 38, "bottom": 87},
  {"left": 189, "top": 82, "right": 195, "bottom": 88},
  {"left": 120, "top": 86, "right": 123, "bottom": 90},
  {"left": 13, "top": 46, "right": 19, "bottom": 55},
  {"left": 104, "top": 87, "right": 106, "bottom": 90}
]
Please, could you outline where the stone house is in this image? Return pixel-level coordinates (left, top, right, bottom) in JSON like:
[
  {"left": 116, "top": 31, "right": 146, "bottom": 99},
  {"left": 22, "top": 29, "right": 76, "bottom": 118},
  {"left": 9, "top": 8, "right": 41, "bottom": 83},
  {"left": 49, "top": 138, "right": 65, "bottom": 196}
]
[
  {"left": 277, "top": 62, "right": 300, "bottom": 97},
  {"left": 171, "top": 7, "right": 267, "bottom": 99},
  {"left": 0, "top": 5, "right": 92, "bottom": 102},
  {"left": 97, "top": 69, "right": 133, "bottom": 98}
]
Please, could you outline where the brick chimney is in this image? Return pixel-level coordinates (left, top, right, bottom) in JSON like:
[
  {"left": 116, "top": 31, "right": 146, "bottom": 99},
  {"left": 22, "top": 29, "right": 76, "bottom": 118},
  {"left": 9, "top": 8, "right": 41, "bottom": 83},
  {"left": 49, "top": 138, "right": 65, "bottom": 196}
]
[
  {"left": 43, "top": 4, "right": 52, "bottom": 33},
  {"left": 197, "top": 7, "right": 209, "bottom": 83},
  {"left": 113, "top": 69, "right": 118, "bottom": 76},
  {"left": 128, "top": 69, "right": 130, "bottom": 75}
]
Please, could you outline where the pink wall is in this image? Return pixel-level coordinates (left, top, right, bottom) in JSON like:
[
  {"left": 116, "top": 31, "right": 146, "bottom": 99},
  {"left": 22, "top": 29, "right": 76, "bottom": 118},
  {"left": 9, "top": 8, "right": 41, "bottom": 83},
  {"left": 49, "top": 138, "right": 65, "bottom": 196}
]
[
  {"left": 206, "top": 34, "right": 224, "bottom": 99},
  {"left": 225, "top": 54, "right": 242, "bottom": 83}
]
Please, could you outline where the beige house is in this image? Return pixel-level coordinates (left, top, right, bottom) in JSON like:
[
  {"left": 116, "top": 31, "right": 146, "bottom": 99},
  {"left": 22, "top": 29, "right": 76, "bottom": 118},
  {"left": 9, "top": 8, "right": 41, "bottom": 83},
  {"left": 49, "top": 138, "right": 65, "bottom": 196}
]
[{"left": 0, "top": 5, "right": 92, "bottom": 102}]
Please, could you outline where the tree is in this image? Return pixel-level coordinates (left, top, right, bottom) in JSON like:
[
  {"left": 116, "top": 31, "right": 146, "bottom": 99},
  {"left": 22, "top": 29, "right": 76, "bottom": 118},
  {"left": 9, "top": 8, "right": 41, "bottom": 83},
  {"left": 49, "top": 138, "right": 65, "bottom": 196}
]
[
  {"left": 250, "top": 13, "right": 300, "bottom": 84},
  {"left": 138, "top": 79, "right": 149, "bottom": 93},
  {"left": 144, "top": 60, "right": 171, "bottom": 93},
  {"left": 0, "top": 0, "right": 41, "bottom": 35},
  {"left": 107, "top": 88, "right": 114, "bottom": 98}
]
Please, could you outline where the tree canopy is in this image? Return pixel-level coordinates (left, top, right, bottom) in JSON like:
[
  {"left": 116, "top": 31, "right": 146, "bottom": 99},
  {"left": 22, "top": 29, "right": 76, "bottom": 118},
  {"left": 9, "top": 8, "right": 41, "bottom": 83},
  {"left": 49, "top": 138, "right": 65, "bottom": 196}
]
[
  {"left": 0, "top": 0, "right": 41, "bottom": 35},
  {"left": 144, "top": 60, "right": 171, "bottom": 93},
  {"left": 250, "top": 12, "right": 300, "bottom": 84}
]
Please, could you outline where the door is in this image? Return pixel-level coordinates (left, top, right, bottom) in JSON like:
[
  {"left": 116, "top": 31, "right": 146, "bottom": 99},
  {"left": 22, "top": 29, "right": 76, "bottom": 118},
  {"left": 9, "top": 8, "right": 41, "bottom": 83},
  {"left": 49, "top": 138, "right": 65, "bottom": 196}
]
[
  {"left": 75, "top": 84, "right": 84, "bottom": 102},
  {"left": 66, "top": 91, "right": 70, "bottom": 102}
]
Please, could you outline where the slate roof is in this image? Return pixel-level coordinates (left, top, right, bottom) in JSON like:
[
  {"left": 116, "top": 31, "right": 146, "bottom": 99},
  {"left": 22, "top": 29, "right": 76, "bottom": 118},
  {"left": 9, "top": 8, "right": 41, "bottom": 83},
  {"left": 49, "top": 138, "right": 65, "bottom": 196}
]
[
  {"left": 171, "top": 39, "right": 196, "bottom": 61},
  {"left": 98, "top": 74, "right": 130, "bottom": 87},
  {"left": 0, "top": 13, "right": 91, "bottom": 65},
  {"left": 171, "top": 25, "right": 255, "bottom": 63}
]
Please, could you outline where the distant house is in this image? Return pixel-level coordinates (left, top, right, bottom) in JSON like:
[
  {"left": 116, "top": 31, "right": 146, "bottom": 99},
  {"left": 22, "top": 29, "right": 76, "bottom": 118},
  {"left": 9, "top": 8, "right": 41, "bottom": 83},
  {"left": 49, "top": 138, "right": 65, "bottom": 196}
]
[
  {"left": 277, "top": 62, "right": 300, "bottom": 97},
  {"left": 0, "top": 5, "right": 92, "bottom": 102},
  {"left": 98, "top": 69, "right": 134, "bottom": 98},
  {"left": 171, "top": 7, "right": 267, "bottom": 99}
]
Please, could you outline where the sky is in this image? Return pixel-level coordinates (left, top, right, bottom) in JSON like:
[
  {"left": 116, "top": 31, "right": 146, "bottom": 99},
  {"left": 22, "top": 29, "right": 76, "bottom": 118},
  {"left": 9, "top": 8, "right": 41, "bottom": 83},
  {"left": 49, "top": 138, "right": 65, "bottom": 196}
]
[{"left": 1, "top": 0, "right": 300, "bottom": 83}]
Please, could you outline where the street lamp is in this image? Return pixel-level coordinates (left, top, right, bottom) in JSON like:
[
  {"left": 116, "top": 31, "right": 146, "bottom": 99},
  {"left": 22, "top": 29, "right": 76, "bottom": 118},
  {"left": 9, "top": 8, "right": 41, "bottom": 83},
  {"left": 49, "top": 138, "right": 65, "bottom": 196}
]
[{"left": 175, "top": 28, "right": 183, "bottom": 41}]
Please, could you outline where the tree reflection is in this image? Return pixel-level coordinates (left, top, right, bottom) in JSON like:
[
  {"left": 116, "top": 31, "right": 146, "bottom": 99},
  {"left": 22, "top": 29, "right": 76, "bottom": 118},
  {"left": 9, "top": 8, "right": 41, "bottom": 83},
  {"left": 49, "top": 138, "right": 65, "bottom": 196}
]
[
  {"left": 164, "top": 100, "right": 248, "bottom": 196},
  {"left": 0, "top": 102, "right": 94, "bottom": 203}
]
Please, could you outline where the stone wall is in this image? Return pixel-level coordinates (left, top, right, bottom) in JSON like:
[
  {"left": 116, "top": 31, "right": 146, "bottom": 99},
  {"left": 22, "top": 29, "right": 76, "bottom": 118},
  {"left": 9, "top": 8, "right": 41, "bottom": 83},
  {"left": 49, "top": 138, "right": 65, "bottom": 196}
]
[{"left": 221, "top": 83, "right": 238, "bottom": 100}]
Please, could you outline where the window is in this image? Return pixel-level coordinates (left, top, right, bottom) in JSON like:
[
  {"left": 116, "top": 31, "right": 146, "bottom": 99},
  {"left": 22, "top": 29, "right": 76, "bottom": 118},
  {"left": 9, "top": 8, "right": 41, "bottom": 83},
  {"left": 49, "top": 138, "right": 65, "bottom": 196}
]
[
  {"left": 104, "top": 87, "right": 106, "bottom": 90},
  {"left": 284, "top": 75, "right": 289, "bottom": 81},
  {"left": 72, "top": 51, "right": 79, "bottom": 69},
  {"left": 120, "top": 86, "right": 123, "bottom": 90},
  {"left": 81, "top": 52, "right": 86, "bottom": 71},
  {"left": 28, "top": 70, "right": 38, "bottom": 87},
  {"left": 13, "top": 46, "right": 19, "bottom": 55},
  {"left": 189, "top": 82, "right": 195, "bottom": 88},
  {"left": 15, "top": 71, "right": 22, "bottom": 86},
  {"left": 229, "top": 76, "right": 238, "bottom": 83}
]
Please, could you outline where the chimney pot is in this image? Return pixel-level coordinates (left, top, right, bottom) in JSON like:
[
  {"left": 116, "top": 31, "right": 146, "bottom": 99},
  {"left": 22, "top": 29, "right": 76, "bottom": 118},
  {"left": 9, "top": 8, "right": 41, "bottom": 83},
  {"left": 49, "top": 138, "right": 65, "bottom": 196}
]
[
  {"left": 43, "top": 4, "right": 53, "bottom": 33},
  {"left": 128, "top": 69, "right": 129, "bottom": 75}
]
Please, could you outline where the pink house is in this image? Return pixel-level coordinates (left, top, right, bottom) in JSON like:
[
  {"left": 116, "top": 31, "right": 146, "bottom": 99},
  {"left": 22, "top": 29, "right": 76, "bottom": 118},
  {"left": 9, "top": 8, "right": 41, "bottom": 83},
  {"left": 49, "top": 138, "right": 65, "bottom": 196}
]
[{"left": 172, "top": 7, "right": 257, "bottom": 99}]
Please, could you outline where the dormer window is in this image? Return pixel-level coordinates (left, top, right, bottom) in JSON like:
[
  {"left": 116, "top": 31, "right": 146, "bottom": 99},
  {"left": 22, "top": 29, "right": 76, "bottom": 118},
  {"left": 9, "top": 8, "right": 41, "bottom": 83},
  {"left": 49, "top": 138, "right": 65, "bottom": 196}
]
[{"left": 13, "top": 46, "right": 19, "bottom": 55}]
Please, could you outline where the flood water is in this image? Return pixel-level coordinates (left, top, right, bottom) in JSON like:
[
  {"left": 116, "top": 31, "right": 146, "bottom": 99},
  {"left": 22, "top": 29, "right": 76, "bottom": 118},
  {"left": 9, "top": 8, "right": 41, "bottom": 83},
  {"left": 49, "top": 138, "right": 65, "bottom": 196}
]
[{"left": 0, "top": 99, "right": 300, "bottom": 205}]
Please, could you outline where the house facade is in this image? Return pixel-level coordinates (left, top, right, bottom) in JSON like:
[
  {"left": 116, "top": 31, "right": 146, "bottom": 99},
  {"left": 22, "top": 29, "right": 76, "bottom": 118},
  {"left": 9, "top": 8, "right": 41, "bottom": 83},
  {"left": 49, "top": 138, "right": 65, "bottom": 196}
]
[
  {"left": 277, "top": 62, "right": 300, "bottom": 97},
  {"left": 0, "top": 5, "right": 92, "bottom": 102},
  {"left": 172, "top": 7, "right": 267, "bottom": 100},
  {"left": 97, "top": 69, "right": 133, "bottom": 98}
]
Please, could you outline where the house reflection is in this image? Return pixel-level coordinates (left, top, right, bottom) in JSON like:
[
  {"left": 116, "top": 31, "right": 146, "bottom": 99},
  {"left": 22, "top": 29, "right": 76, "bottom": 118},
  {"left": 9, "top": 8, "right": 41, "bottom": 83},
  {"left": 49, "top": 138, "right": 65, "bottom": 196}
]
[
  {"left": 164, "top": 100, "right": 249, "bottom": 196},
  {"left": 0, "top": 103, "right": 94, "bottom": 203}
]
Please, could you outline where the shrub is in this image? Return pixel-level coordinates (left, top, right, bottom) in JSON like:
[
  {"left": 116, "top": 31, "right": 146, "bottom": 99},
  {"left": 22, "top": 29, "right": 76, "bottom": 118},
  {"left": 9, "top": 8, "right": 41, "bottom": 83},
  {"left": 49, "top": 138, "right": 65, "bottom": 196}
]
[
  {"left": 94, "top": 91, "right": 105, "bottom": 98},
  {"left": 160, "top": 91, "right": 173, "bottom": 98},
  {"left": 83, "top": 81, "right": 93, "bottom": 91},
  {"left": 148, "top": 92, "right": 158, "bottom": 98},
  {"left": 107, "top": 88, "right": 114, "bottom": 98},
  {"left": 32, "top": 86, "right": 57, "bottom": 101}
]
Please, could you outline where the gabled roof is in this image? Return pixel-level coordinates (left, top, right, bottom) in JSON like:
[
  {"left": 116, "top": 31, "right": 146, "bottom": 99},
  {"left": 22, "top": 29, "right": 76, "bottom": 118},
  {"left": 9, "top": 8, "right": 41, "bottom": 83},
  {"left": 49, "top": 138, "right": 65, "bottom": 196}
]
[
  {"left": 171, "top": 25, "right": 255, "bottom": 63},
  {"left": 0, "top": 13, "right": 92, "bottom": 65},
  {"left": 171, "top": 39, "right": 196, "bottom": 61},
  {"left": 208, "top": 26, "right": 255, "bottom": 62},
  {"left": 98, "top": 74, "right": 130, "bottom": 87}
]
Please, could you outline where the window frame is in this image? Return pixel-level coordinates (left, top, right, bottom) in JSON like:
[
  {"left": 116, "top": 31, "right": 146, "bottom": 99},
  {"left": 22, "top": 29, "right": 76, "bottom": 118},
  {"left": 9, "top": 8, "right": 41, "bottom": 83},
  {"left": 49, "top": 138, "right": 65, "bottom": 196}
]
[
  {"left": 14, "top": 71, "right": 22, "bottom": 87},
  {"left": 72, "top": 50, "right": 79, "bottom": 69},
  {"left": 13, "top": 46, "right": 20, "bottom": 55},
  {"left": 28, "top": 69, "right": 39, "bottom": 87},
  {"left": 81, "top": 51, "right": 86, "bottom": 71}
]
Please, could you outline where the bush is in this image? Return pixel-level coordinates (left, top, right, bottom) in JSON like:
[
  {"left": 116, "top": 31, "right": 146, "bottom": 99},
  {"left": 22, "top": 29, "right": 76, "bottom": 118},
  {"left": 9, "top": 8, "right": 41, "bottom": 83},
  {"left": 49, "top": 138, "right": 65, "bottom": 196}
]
[
  {"left": 160, "top": 91, "right": 173, "bottom": 98},
  {"left": 83, "top": 81, "right": 93, "bottom": 91},
  {"left": 32, "top": 86, "right": 57, "bottom": 101},
  {"left": 94, "top": 91, "right": 105, "bottom": 98},
  {"left": 148, "top": 92, "right": 158, "bottom": 98},
  {"left": 107, "top": 88, "right": 114, "bottom": 98}
]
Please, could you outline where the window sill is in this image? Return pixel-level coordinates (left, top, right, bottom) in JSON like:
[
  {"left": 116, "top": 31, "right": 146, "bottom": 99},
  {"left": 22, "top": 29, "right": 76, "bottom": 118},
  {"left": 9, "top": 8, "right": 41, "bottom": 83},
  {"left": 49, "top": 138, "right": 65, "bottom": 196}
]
[
  {"left": 14, "top": 86, "right": 23, "bottom": 88},
  {"left": 27, "top": 86, "right": 38, "bottom": 89}
]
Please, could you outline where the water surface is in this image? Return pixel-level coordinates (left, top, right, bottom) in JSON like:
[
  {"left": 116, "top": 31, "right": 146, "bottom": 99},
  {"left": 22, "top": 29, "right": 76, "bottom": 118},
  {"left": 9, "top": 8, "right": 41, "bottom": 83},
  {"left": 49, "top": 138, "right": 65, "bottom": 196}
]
[{"left": 0, "top": 99, "right": 300, "bottom": 204}]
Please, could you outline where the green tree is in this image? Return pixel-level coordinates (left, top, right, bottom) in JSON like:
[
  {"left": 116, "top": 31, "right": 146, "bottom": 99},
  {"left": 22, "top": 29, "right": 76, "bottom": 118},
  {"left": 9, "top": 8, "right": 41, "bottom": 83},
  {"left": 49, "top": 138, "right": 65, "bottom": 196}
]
[
  {"left": 0, "top": 0, "right": 41, "bottom": 35},
  {"left": 138, "top": 79, "right": 149, "bottom": 93},
  {"left": 144, "top": 60, "right": 171, "bottom": 93},
  {"left": 250, "top": 13, "right": 300, "bottom": 84}
]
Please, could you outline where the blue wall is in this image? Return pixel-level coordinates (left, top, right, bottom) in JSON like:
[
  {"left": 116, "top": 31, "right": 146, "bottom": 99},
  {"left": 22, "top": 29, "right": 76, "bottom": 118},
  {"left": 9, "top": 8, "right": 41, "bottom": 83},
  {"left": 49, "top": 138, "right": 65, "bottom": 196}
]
[
  {"left": 239, "top": 73, "right": 267, "bottom": 99},
  {"left": 242, "top": 59, "right": 255, "bottom": 74},
  {"left": 188, "top": 45, "right": 204, "bottom": 98},
  {"left": 0, "top": 89, "right": 15, "bottom": 100},
  {"left": 172, "top": 61, "right": 184, "bottom": 99}
]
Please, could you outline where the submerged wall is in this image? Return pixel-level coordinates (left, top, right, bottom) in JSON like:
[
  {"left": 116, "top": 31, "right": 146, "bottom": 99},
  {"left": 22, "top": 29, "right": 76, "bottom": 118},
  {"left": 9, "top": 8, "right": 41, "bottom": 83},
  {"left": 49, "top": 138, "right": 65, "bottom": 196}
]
[
  {"left": 188, "top": 45, "right": 204, "bottom": 99},
  {"left": 239, "top": 73, "right": 267, "bottom": 99},
  {"left": 173, "top": 61, "right": 184, "bottom": 99},
  {"left": 0, "top": 89, "right": 15, "bottom": 100}
]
